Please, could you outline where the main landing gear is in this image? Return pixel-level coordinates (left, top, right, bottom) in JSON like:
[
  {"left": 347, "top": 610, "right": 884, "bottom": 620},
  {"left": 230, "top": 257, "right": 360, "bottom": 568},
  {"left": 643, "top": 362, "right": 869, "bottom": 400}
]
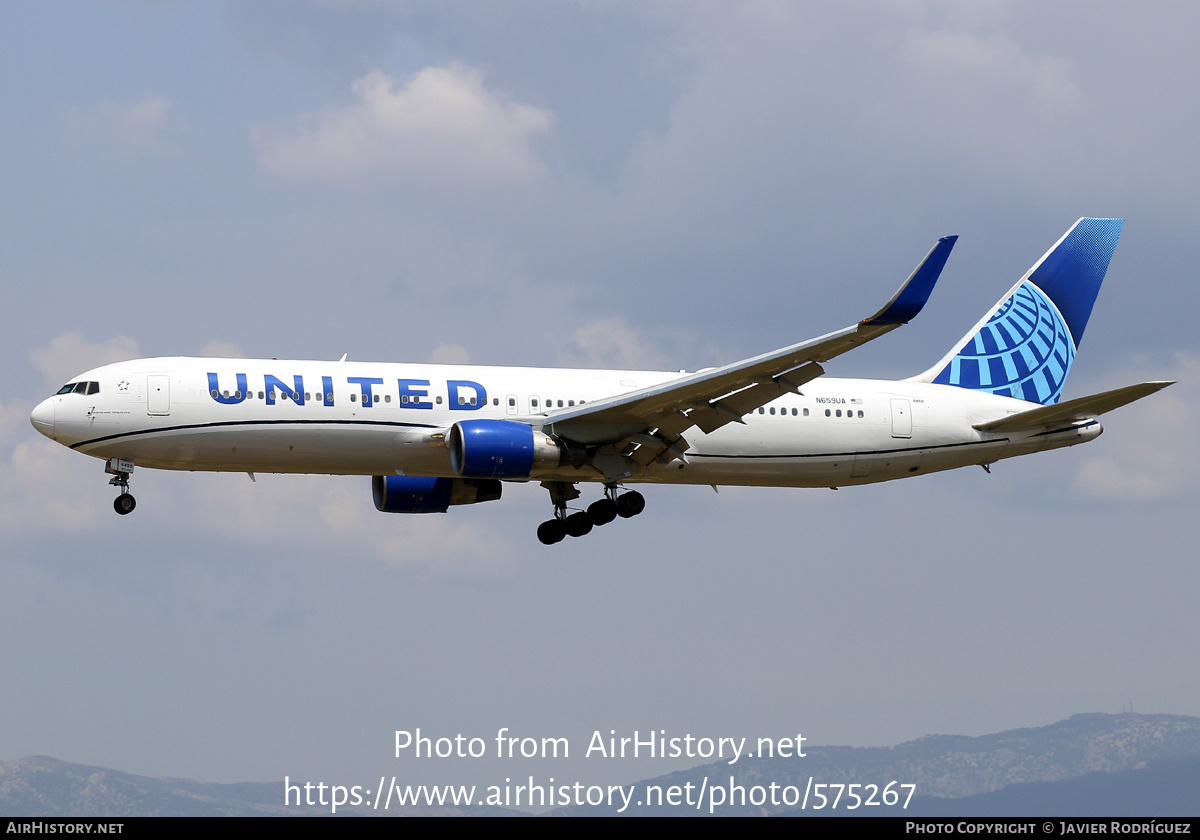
[
  {"left": 537, "top": 482, "right": 645, "bottom": 545},
  {"left": 105, "top": 458, "right": 136, "bottom": 515}
]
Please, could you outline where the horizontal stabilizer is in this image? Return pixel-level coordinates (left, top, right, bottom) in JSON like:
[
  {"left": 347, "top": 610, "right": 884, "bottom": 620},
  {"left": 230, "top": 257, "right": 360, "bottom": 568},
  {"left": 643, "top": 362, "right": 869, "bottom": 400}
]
[{"left": 973, "top": 381, "right": 1174, "bottom": 433}]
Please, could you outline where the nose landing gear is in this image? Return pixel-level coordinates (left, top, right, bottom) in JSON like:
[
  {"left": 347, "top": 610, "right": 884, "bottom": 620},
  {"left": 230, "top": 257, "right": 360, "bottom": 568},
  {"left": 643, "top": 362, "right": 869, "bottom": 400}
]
[{"left": 105, "top": 458, "right": 136, "bottom": 515}]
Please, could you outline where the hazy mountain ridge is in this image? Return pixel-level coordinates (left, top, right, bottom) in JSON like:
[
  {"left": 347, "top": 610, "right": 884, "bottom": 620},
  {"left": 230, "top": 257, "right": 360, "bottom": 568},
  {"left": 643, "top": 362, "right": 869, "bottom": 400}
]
[
  {"left": 878, "top": 713, "right": 1200, "bottom": 797},
  {"left": 888, "top": 753, "right": 1200, "bottom": 817},
  {"left": 0, "top": 755, "right": 516, "bottom": 817},
  {"left": 0, "top": 756, "right": 296, "bottom": 817},
  {"left": 551, "top": 713, "right": 1200, "bottom": 816}
]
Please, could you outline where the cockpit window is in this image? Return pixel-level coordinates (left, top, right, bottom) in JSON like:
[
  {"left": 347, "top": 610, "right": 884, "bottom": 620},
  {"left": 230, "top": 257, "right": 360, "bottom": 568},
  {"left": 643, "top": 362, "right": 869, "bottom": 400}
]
[{"left": 55, "top": 381, "right": 100, "bottom": 396}]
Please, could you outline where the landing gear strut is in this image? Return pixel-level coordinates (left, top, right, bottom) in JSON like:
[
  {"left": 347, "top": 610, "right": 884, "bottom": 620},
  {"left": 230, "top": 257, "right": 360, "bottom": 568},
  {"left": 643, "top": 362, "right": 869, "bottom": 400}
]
[
  {"left": 536, "top": 481, "right": 576, "bottom": 545},
  {"left": 537, "top": 483, "right": 644, "bottom": 545},
  {"left": 105, "top": 458, "right": 136, "bottom": 515}
]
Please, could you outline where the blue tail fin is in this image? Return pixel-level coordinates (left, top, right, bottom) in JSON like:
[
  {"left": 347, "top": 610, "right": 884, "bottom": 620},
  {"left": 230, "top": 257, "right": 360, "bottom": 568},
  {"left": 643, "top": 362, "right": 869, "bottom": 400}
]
[{"left": 919, "top": 218, "right": 1124, "bottom": 405}]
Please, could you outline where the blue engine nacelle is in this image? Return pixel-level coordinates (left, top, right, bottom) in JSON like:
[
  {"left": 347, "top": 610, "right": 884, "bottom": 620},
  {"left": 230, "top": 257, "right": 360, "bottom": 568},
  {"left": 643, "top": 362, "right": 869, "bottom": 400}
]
[
  {"left": 372, "top": 475, "right": 502, "bottom": 514},
  {"left": 449, "top": 419, "right": 587, "bottom": 479}
]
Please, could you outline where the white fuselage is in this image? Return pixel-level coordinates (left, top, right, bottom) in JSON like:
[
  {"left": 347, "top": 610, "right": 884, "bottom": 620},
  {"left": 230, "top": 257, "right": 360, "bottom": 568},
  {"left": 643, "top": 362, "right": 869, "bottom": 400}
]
[{"left": 30, "top": 357, "right": 1101, "bottom": 488}]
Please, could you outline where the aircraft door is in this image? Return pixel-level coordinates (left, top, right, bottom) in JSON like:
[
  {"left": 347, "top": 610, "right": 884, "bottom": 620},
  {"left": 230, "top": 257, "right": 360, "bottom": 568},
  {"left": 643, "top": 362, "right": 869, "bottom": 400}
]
[
  {"left": 890, "top": 398, "right": 911, "bottom": 438},
  {"left": 147, "top": 375, "right": 171, "bottom": 416},
  {"left": 506, "top": 395, "right": 519, "bottom": 416}
]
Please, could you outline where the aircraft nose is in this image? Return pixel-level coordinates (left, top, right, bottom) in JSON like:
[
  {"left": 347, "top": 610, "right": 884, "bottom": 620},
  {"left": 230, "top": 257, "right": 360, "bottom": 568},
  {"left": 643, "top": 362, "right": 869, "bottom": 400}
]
[{"left": 30, "top": 398, "right": 56, "bottom": 439}]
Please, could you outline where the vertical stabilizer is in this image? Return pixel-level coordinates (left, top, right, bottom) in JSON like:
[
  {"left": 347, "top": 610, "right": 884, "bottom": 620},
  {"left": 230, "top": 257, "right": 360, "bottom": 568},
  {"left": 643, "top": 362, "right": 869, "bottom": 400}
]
[{"left": 917, "top": 218, "right": 1124, "bottom": 405}]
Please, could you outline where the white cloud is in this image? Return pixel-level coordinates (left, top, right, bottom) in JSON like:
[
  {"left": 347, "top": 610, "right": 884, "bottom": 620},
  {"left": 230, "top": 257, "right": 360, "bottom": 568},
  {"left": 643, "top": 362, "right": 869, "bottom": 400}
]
[
  {"left": 428, "top": 343, "right": 471, "bottom": 365},
  {"left": 906, "top": 29, "right": 1081, "bottom": 112},
  {"left": 30, "top": 333, "right": 140, "bottom": 392},
  {"left": 1070, "top": 353, "right": 1200, "bottom": 501},
  {"left": 175, "top": 472, "right": 519, "bottom": 576},
  {"left": 1073, "top": 456, "right": 1168, "bottom": 501},
  {"left": 0, "top": 400, "right": 34, "bottom": 447},
  {"left": 558, "top": 317, "right": 667, "bottom": 370},
  {"left": 198, "top": 340, "right": 247, "bottom": 358},
  {"left": 252, "top": 65, "right": 552, "bottom": 183},
  {"left": 0, "top": 334, "right": 141, "bottom": 532},
  {"left": 0, "top": 439, "right": 517, "bottom": 573},
  {"left": 62, "top": 93, "right": 179, "bottom": 153},
  {"left": 0, "top": 437, "right": 109, "bottom": 532}
]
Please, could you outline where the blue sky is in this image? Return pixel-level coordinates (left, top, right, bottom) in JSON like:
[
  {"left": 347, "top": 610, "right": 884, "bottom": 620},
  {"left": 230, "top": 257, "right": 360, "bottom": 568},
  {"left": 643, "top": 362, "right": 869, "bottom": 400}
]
[{"left": 1, "top": 1, "right": 1197, "bottom": 803}]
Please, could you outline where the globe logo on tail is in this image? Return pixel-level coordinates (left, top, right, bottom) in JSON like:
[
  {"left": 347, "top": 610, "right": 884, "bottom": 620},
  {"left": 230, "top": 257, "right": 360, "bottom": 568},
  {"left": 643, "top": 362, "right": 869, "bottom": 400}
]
[{"left": 933, "top": 281, "right": 1075, "bottom": 404}]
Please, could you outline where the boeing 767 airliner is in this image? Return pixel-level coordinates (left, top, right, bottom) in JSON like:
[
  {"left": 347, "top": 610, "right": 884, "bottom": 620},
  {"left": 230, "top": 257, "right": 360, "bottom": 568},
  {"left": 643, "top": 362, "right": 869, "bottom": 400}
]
[{"left": 30, "top": 218, "right": 1171, "bottom": 544}]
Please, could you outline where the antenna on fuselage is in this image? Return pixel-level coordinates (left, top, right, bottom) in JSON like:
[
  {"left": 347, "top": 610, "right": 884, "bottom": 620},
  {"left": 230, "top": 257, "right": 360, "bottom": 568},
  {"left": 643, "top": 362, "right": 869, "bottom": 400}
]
[{"left": 339, "top": 353, "right": 348, "bottom": 362}]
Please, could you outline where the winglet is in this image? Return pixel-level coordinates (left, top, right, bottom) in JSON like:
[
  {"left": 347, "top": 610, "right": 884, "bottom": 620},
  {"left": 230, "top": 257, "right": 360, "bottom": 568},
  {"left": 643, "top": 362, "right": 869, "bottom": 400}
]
[{"left": 862, "top": 235, "right": 957, "bottom": 325}]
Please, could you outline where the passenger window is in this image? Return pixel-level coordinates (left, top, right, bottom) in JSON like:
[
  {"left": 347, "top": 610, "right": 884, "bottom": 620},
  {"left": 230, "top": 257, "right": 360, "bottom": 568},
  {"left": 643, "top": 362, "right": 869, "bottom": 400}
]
[
  {"left": 493, "top": 398, "right": 499, "bottom": 406},
  {"left": 385, "top": 395, "right": 392, "bottom": 403},
  {"left": 857, "top": 410, "right": 864, "bottom": 418},
  {"left": 803, "top": 408, "right": 809, "bottom": 416},
  {"left": 758, "top": 407, "right": 765, "bottom": 414},
  {"left": 569, "top": 400, "right": 575, "bottom": 407},
  {"left": 557, "top": 400, "right": 563, "bottom": 407},
  {"left": 436, "top": 396, "right": 443, "bottom": 404},
  {"left": 351, "top": 394, "right": 357, "bottom": 402},
  {"left": 508, "top": 397, "right": 515, "bottom": 407},
  {"left": 532, "top": 398, "right": 539, "bottom": 408},
  {"left": 825, "top": 409, "right": 831, "bottom": 417}
]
